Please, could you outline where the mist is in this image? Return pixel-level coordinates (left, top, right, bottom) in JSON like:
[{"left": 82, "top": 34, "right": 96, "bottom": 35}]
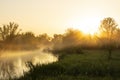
[
  {"left": 0, "top": 18, "right": 120, "bottom": 80},
  {"left": 0, "top": 50, "right": 58, "bottom": 80}
]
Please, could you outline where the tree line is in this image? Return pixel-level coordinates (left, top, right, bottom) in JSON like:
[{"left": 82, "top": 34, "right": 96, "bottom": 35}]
[
  {"left": 0, "top": 17, "right": 120, "bottom": 59},
  {"left": 0, "top": 22, "right": 52, "bottom": 50}
]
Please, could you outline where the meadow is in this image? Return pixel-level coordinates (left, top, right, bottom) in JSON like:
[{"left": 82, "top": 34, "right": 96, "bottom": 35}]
[
  {"left": 16, "top": 50, "right": 120, "bottom": 80},
  {"left": 0, "top": 20, "right": 120, "bottom": 80}
]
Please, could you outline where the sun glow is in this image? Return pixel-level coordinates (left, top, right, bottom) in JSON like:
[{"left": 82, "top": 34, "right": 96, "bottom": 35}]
[{"left": 67, "top": 17, "right": 101, "bottom": 35}]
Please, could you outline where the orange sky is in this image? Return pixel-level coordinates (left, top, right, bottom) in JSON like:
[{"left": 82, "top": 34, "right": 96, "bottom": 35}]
[{"left": 0, "top": 0, "right": 120, "bottom": 35}]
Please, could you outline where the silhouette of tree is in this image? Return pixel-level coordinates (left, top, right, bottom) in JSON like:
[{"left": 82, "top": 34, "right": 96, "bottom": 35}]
[
  {"left": 0, "top": 22, "right": 21, "bottom": 42},
  {"left": 52, "top": 34, "right": 63, "bottom": 50},
  {"left": 52, "top": 28, "right": 83, "bottom": 54},
  {"left": 12, "top": 31, "right": 40, "bottom": 50},
  {"left": 19, "top": 32, "right": 35, "bottom": 43},
  {"left": 99, "top": 17, "right": 118, "bottom": 59},
  {"left": 36, "top": 33, "right": 52, "bottom": 48},
  {"left": 62, "top": 28, "right": 83, "bottom": 48}
]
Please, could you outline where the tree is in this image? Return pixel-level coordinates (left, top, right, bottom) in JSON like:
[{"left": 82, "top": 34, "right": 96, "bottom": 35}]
[
  {"left": 99, "top": 17, "right": 118, "bottom": 59},
  {"left": 37, "top": 33, "right": 52, "bottom": 47},
  {"left": 51, "top": 34, "right": 63, "bottom": 50},
  {"left": 62, "top": 28, "right": 83, "bottom": 48},
  {"left": 0, "top": 22, "right": 21, "bottom": 42},
  {"left": 21, "top": 32, "right": 35, "bottom": 43}
]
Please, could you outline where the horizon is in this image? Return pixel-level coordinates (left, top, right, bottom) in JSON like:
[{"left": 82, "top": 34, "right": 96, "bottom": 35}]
[
  {"left": 0, "top": 0, "right": 120, "bottom": 35},
  {"left": 0, "top": 1, "right": 120, "bottom": 79}
]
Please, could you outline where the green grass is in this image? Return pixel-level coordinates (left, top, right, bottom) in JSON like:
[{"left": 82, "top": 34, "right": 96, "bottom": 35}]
[{"left": 17, "top": 50, "right": 120, "bottom": 80}]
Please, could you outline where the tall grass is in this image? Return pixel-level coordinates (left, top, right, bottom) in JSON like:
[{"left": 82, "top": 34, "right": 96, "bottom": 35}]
[{"left": 16, "top": 50, "right": 120, "bottom": 80}]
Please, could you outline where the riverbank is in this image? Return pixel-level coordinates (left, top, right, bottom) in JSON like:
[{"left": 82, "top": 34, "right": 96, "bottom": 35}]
[{"left": 17, "top": 50, "right": 120, "bottom": 80}]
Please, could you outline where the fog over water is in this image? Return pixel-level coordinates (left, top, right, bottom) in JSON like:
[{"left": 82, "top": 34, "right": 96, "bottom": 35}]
[{"left": 0, "top": 50, "right": 58, "bottom": 80}]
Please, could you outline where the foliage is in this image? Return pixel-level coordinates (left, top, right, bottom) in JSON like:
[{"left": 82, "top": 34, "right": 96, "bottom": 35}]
[
  {"left": 0, "top": 18, "right": 120, "bottom": 51},
  {"left": 16, "top": 50, "right": 120, "bottom": 80},
  {"left": 37, "top": 33, "right": 52, "bottom": 46},
  {"left": 0, "top": 22, "right": 20, "bottom": 42},
  {"left": 0, "top": 18, "right": 120, "bottom": 80},
  {"left": 98, "top": 17, "right": 119, "bottom": 59}
]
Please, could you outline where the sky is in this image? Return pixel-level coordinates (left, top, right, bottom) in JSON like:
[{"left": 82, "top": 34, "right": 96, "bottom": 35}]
[{"left": 0, "top": 0, "right": 120, "bottom": 35}]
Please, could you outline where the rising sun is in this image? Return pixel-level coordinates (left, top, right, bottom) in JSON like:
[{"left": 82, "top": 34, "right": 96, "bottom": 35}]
[{"left": 67, "top": 17, "right": 101, "bottom": 35}]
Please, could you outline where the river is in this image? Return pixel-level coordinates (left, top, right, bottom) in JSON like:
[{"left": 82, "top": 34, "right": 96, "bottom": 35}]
[{"left": 0, "top": 50, "right": 58, "bottom": 80}]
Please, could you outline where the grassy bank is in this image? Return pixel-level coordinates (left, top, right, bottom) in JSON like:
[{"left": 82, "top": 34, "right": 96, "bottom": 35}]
[{"left": 16, "top": 50, "right": 120, "bottom": 80}]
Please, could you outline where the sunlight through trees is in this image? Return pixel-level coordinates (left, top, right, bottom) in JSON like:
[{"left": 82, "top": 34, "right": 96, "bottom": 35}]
[{"left": 98, "top": 17, "right": 119, "bottom": 59}]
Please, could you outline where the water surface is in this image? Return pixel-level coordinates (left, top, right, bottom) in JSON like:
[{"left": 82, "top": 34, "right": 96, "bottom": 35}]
[{"left": 0, "top": 50, "right": 58, "bottom": 79}]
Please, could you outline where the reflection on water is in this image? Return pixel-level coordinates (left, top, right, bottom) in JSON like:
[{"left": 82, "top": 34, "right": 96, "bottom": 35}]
[{"left": 0, "top": 50, "right": 58, "bottom": 80}]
